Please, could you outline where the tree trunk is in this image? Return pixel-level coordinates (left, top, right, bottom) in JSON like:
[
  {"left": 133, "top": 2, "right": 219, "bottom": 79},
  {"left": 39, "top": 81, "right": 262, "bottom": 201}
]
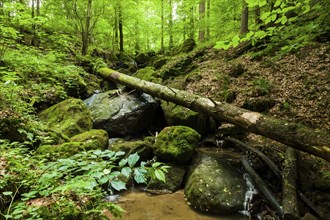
[
  {"left": 198, "top": 0, "right": 205, "bottom": 42},
  {"left": 168, "top": 0, "right": 173, "bottom": 50},
  {"left": 206, "top": 0, "right": 211, "bottom": 41},
  {"left": 160, "top": 0, "right": 164, "bottom": 53},
  {"left": 118, "top": 2, "right": 124, "bottom": 53},
  {"left": 82, "top": 0, "right": 92, "bottom": 55},
  {"left": 240, "top": 0, "right": 248, "bottom": 34},
  {"left": 189, "top": 6, "right": 195, "bottom": 40},
  {"left": 96, "top": 68, "right": 330, "bottom": 162}
]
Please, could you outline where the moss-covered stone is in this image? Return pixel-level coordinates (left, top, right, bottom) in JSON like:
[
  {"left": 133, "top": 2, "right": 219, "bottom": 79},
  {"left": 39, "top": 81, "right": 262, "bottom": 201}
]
[
  {"left": 184, "top": 150, "right": 245, "bottom": 214},
  {"left": 110, "top": 137, "right": 154, "bottom": 161},
  {"left": 161, "top": 101, "right": 216, "bottom": 135},
  {"left": 135, "top": 67, "right": 162, "bottom": 83},
  {"left": 38, "top": 98, "right": 92, "bottom": 138},
  {"left": 147, "top": 163, "right": 185, "bottom": 194},
  {"left": 153, "top": 126, "right": 200, "bottom": 165},
  {"left": 36, "top": 129, "right": 108, "bottom": 158},
  {"left": 153, "top": 57, "right": 168, "bottom": 69},
  {"left": 70, "top": 129, "right": 109, "bottom": 149},
  {"left": 180, "top": 38, "right": 196, "bottom": 53}
]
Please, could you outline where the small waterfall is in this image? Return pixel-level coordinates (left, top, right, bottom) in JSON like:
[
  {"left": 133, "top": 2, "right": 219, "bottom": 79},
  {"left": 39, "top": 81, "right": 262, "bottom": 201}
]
[{"left": 239, "top": 173, "right": 258, "bottom": 216}]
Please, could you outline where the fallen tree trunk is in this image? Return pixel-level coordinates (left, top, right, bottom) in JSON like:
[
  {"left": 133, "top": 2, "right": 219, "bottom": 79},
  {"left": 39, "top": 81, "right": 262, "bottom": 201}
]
[{"left": 96, "top": 68, "right": 330, "bottom": 162}]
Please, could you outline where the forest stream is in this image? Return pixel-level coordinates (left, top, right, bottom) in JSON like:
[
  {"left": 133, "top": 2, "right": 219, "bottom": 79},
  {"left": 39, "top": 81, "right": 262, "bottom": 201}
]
[{"left": 107, "top": 190, "right": 249, "bottom": 220}]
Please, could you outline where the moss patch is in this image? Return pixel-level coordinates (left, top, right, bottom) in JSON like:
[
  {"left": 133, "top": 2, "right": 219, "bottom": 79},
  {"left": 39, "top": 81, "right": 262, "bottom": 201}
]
[
  {"left": 135, "top": 67, "right": 162, "bottom": 83},
  {"left": 36, "top": 129, "right": 108, "bottom": 159},
  {"left": 153, "top": 126, "right": 200, "bottom": 165},
  {"left": 38, "top": 98, "right": 92, "bottom": 138}
]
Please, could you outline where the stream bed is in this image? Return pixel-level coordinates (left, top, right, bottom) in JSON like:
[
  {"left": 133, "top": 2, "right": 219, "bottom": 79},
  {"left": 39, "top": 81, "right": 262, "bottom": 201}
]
[{"left": 108, "top": 190, "right": 249, "bottom": 220}]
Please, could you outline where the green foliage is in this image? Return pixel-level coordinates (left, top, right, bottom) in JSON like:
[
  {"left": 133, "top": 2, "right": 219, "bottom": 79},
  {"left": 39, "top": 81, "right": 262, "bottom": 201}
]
[
  {"left": 215, "top": 0, "right": 329, "bottom": 55},
  {"left": 0, "top": 142, "right": 169, "bottom": 219}
]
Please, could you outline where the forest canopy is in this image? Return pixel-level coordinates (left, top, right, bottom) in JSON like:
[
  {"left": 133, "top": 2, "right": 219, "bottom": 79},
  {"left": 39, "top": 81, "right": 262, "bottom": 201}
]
[{"left": 1, "top": 0, "right": 329, "bottom": 57}]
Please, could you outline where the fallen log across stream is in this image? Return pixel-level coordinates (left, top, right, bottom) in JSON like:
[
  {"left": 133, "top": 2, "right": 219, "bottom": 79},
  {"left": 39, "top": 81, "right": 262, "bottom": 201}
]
[{"left": 96, "top": 68, "right": 330, "bottom": 162}]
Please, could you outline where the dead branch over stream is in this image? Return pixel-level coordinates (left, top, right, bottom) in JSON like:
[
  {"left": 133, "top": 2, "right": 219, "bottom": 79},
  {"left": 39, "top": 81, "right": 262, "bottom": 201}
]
[{"left": 96, "top": 68, "right": 330, "bottom": 162}]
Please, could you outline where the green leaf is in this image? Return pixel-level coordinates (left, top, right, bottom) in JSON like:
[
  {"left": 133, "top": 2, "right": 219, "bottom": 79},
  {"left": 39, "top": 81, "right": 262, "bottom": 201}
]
[
  {"left": 155, "top": 170, "right": 166, "bottom": 182},
  {"left": 119, "top": 158, "right": 128, "bottom": 167},
  {"left": 128, "top": 153, "right": 139, "bottom": 167},
  {"left": 259, "top": 0, "right": 267, "bottom": 7},
  {"left": 274, "top": 0, "right": 282, "bottom": 8},
  {"left": 152, "top": 162, "right": 163, "bottom": 169},
  {"left": 103, "top": 169, "right": 111, "bottom": 175},
  {"left": 133, "top": 167, "right": 147, "bottom": 184},
  {"left": 232, "top": 35, "right": 240, "bottom": 48},
  {"left": 111, "top": 180, "right": 127, "bottom": 191},
  {"left": 121, "top": 167, "right": 132, "bottom": 178},
  {"left": 2, "top": 191, "right": 13, "bottom": 196}
]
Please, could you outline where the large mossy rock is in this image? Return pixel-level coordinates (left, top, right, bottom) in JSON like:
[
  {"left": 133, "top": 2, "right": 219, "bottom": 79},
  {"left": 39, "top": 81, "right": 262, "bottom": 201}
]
[
  {"left": 38, "top": 98, "right": 93, "bottom": 138},
  {"left": 84, "top": 90, "right": 158, "bottom": 136},
  {"left": 36, "top": 129, "right": 109, "bottom": 158},
  {"left": 180, "top": 38, "right": 196, "bottom": 53},
  {"left": 153, "top": 126, "right": 200, "bottom": 165},
  {"left": 184, "top": 149, "right": 245, "bottom": 214},
  {"left": 161, "top": 101, "right": 216, "bottom": 135}
]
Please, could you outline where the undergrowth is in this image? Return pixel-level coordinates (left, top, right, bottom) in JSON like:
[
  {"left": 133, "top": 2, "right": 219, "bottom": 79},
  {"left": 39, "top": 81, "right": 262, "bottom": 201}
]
[{"left": 0, "top": 140, "right": 169, "bottom": 219}]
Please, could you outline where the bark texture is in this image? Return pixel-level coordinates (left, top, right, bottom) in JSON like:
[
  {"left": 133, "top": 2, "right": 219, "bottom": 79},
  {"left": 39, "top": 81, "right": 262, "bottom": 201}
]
[
  {"left": 96, "top": 68, "right": 330, "bottom": 162},
  {"left": 282, "top": 147, "right": 300, "bottom": 220}
]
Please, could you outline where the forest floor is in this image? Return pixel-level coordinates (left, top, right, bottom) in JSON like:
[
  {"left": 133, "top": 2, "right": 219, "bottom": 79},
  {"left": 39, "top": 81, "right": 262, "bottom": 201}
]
[{"left": 164, "top": 42, "right": 330, "bottom": 218}]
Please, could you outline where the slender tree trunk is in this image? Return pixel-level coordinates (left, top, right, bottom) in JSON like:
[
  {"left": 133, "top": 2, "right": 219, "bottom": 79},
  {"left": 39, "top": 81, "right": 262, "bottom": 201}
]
[
  {"left": 118, "top": 2, "right": 124, "bottom": 52},
  {"left": 96, "top": 68, "right": 330, "bottom": 162},
  {"left": 82, "top": 0, "right": 92, "bottom": 55},
  {"left": 168, "top": 0, "right": 173, "bottom": 50},
  {"left": 160, "top": 0, "right": 164, "bottom": 53},
  {"left": 206, "top": 0, "right": 211, "bottom": 41},
  {"left": 113, "top": 7, "right": 118, "bottom": 52},
  {"left": 254, "top": 6, "right": 261, "bottom": 26},
  {"left": 189, "top": 7, "right": 195, "bottom": 39},
  {"left": 198, "top": 0, "right": 205, "bottom": 42},
  {"left": 240, "top": 0, "right": 249, "bottom": 34}
]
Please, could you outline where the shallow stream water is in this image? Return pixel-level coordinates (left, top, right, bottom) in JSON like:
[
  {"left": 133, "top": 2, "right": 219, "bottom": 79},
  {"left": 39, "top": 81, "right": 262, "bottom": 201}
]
[{"left": 109, "top": 190, "right": 249, "bottom": 220}]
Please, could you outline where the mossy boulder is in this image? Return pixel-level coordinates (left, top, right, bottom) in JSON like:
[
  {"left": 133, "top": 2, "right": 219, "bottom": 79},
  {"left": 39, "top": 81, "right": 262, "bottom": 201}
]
[
  {"left": 135, "top": 67, "right": 162, "bottom": 83},
  {"left": 109, "top": 137, "right": 154, "bottom": 161},
  {"left": 38, "top": 98, "right": 92, "bottom": 138},
  {"left": 135, "top": 52, "right": 149, "bottom": 66},
  {"left": 185, "top": 150, "right": 245, "bottom": 214},
  {"left": 161, "top": 101, "right": 216, "bottom": 135},
  {"left": 180, "top": 38, "right": 196, "bottom": 53},
  {"left": 36, "top": 129, "right": 108, "bottom": 158},
  {"left": 153, "top": 126, "right": 200, "bottom": 165},
  {"left": 147, "top": 163, "right": 185, "bottom": 194},
  {"left": 153, "top": 57, "right": 168, "bottom": 69}
]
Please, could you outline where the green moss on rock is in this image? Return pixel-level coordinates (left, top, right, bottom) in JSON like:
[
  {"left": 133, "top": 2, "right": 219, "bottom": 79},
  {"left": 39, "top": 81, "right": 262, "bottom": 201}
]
[
  {"left": 153, "top": 126, "right": 200, "bottom": 165},
  {"left": 135, "top": 67, "right": 162, "bottom": 83},
  {"left": 38, "top": 98, "right": 92, "bottom": 138},
  {"left": 110, "top": 137, "right": 154, "bottom": 161},
  {"left": 36, "top": 129, "right": 108, "bottom": 159}
]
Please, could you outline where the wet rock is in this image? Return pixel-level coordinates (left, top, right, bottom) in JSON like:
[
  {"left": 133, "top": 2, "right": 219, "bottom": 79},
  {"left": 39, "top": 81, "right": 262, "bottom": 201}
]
[
  {"left": 180, "top": 38, "right": 196, "bottom": 53},
  {"left": 184, "top": 150, "right": 245, "bottom": 214},
  {"left": 147, "top": 163, "right": 186, "bottom": 193},
  {"left": 38, "top": 98, "right": 93, "bottom": 138},
  {"left": 84, "top": 90, "right": 158, "bottom": 136},
  {"left": 153, "top": 126, "right": 201, "bottom": 165},
  {"left": 160, "top": 101, "right": 216, "bottom": 135},
  {"left": 36, "top": 129, "right": 108, "bottom": 158}
]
